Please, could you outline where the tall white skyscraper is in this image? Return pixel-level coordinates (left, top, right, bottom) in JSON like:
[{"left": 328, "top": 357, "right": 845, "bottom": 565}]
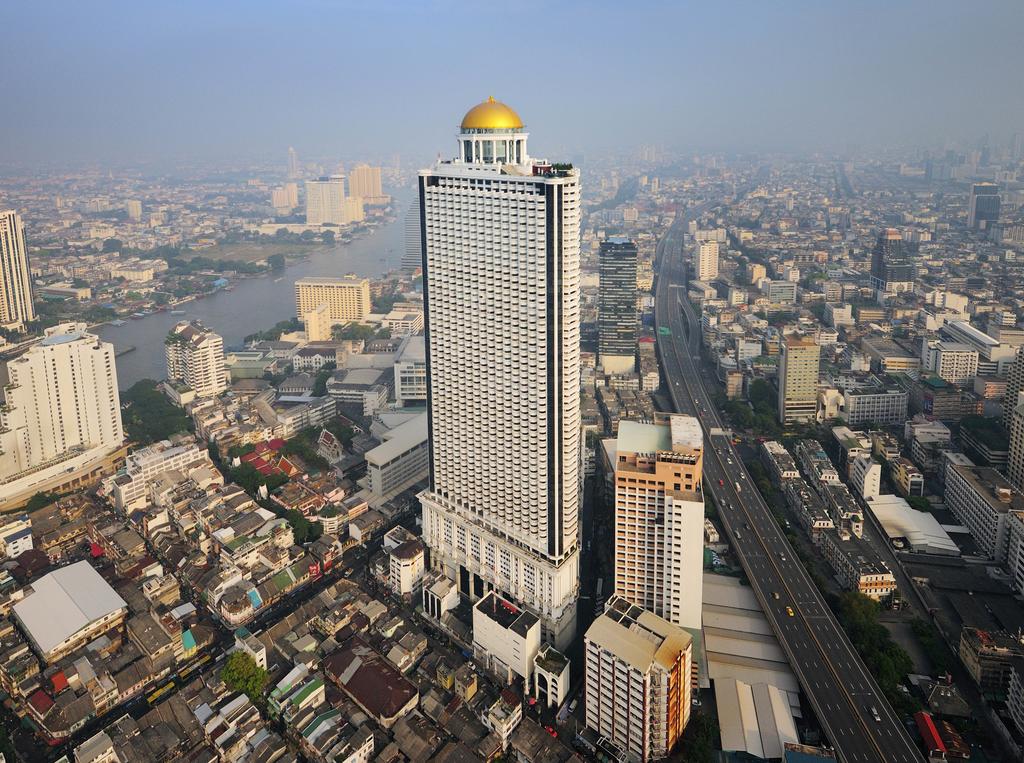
[
  {"left": 287, "top": 146, "right": 299, "bottom": 179},
  {"left": 0, "top": 210, "right": 36, "bottom": 331},
  {"left": 695, "top": 239, "right": 719, "bottom": 282},
  {"left": 165, "top": 321, "right": 227, "bottom": 399},
  {"left": 418, "top": 98, "right": 581, "bottom": 648},
  {"left": 0, "top": 323, "right": 123, "bottom": 488}
]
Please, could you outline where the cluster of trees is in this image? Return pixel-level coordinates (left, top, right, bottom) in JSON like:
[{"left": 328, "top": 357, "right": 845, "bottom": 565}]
[
  {"left": 331, "top": 322, "right": 379, "bottom": 342},
  {"left": 312, "top": 363, "right": 337, "bottom": 396},
  {"left": 910, "top": 618, "right": 953, "bottom": 675},
  {"left": 25, "top": 491, "right": 61, "bottom": 513},
  {"left": 245, "top": 317, "right": 304, "bottom": 344},
  {"left": 324, "top": 417, "right": 356, "bottom": 448},
  {"left": 228, "top": 462, "right": 288, "bottom": 496},
  {"left": 220, "top": 652, "right": 268, "bottom": 705},
  {"left": 284, "top": 509, "right": 322, "bottom": 545},
  {"left": 676, "top": 711, "right": 719, "bottom": 763},
  {"left": 832, "top": 592, "right": 914, "bottom": 711},
  {"left": 121, "top": 380, "right": 193, "bottom": 444},
  {"left": 907, "top": 496, "right": 932, "bottom": 512},
  {"left": 264, "top": 228, "right": 336, "bottom": 244},
  {"left": 722, "top": 379, "right": 780, "bottom": 434},
  {"left": 281, "top": 428, "right": 331, "bottom": 472},
  {"left": 371, "top": 291, "right": 401, "bottom": 314}
]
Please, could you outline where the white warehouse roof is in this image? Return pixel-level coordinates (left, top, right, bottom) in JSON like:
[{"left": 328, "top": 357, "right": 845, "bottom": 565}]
[
  {"left": 13, "top": 561, "right": 127, "bottom": 656},
  {"left": 866, "top": 495, "right": 960, "bottom": 556}
]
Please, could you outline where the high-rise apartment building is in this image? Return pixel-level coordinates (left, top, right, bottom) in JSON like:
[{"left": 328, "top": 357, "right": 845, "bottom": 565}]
[
  {"left": 348, "top": 165, "right": 388, "bottom": 205},
  {"left": 402, "top": 197, "right": 422, "bottom": 272},
  {"left": 968, "top": 182, "right": 1001, "bottom": 230},
  {"left": 0, "top": 323, "right": 123, "bottom": 486},
  {"left": 612, "top": 415, "right": 705, "bottom": 635},
  {"left": 1003, "top": 348, "right": 1024, "bottom": 429},
  {"left": 305, "top": 176, "right": 346, "bottom": 225},
  {"left": 598, "top": 237, "right": 638, "bottom": 373},
  {"left": 1010, "top": 402, "right": 1024, "bottom": 491},
  {"left": 287, "top": 146, "right": 299, "bottom": 179},
  {"left": 695, "top": 239, "right": 719, "bottom": 282},
  {"left": 869, "top": 228, "right": 914, "bottom": 295},
  {"left": 271, "top": 184, "right": 299, "bottom": 213},
  {"left": 778, "top": 335, "right": 820, "bottom": 424},
  {"left": 418, "top": 98, "right": 581, "bottom": 648},
  {"left": 294, "top": 277, "right": 371, "bottom": 327},
  {"left": 165, "top": 321, "right": 227, "bottom": 399},
  {"left": 0, "top": 210, "right": 36, "bottom": 330},
  {"left": 584, "top": 596, "right": 692, "bottom": 762},
  {"left": 125, "top": 199, "right": 143, "bottom": 222}
]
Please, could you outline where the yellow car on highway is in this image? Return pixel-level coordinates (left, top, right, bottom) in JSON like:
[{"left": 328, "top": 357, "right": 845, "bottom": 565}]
[{"left": 786, "top": 606, "right": 795, "bottom": 617}]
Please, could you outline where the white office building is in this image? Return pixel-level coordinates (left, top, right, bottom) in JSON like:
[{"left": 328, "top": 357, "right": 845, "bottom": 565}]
[
  {"left": 0, "top": 324, "right": 123, "bottom": 494},
  {"left": 0, "top": 210, "right": 36, "bottom": 330},
  {"left": 472, "top": 591, "right": 541, "bottom": 684},
  {"left": 945, "top": 464, "right": 1024, "bottom": 562},
  {"left": 418, "top": 98, "right": 581, "bottom": 649},
  {"left": 393, "top": 334, "right": 427, "bottom": 406},
  {"left": 106, "top": 437, "right": 209, "bottom": 512},
  {"left": 366, "top": 413, "right": 429, "bottom": 497},
  {"left": 921, "top": 339, "right": 979, "bottom": 385},
  {"left": 850, "top": 453, "right": 882, "bottom": 500},
  {"left": 165, "top": 321, "right": 227, "bottom": 399}
]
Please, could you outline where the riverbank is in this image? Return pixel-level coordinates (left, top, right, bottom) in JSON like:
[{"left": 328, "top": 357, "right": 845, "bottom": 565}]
[{"left": 97, "top": 188, "right": 413, "bottom": 387}]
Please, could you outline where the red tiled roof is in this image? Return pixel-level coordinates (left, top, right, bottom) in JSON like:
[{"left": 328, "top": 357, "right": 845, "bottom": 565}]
[
  {"left": 51, "top": 672, "right": 68, "bottom": 694},
  {"left": 914, "top": 711, "right": 945, "bottom": 753},
  {"left": 28, "top": 689, "right": 54, "bottom": 715}
]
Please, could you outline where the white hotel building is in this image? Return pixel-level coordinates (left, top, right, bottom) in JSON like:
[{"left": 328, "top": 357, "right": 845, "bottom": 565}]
[
  {"left": 418, "top": 98, "right": 581, "bottom": 648},
  {"left": 0, "top": 324, "right": 123, "bottom": 504}
]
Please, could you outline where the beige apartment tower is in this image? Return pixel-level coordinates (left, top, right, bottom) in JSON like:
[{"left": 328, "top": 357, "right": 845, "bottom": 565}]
[
  {"left": 348, "top": 165, "right": 389, "bottom": 205},
  {"left": 612, "top": 414, "right": 705, "bottom": 633},
  {"left": 584, "top": 596, "right": 692, "bottom": 762},
  {"left": 778, "top": 335, "right": 820, "bottom": 424},
  {"left": 295, "top": 277, "right": 371, "bottom": 329},
  {"left": 0, "top": 210, "right": 36, "bottom": 330}
]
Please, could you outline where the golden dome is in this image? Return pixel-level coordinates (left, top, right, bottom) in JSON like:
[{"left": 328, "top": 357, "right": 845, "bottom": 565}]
[{"left": 460, "top": 96, "right": 524, "bottom": 130}]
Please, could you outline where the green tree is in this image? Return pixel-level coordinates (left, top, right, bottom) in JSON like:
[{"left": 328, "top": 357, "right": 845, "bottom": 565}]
[
  {"left": 102, "top": 238, "right": 123, "bottom": 253},
  {"left": 120, "top": 380, "right": 193, "bottom": 444},
  {"left": 907, "top": 496, "right": 932, "bottom": 512},
  {"left": 26, "top": 491, "right": 60, "bottom": 513},
  {"left": 312, "top": 362, "right": 336, "bottom": 396},
  {"left": 267, "top": 253, "right": 286, "bottom": 270},
  {"left": 331, "top": 322, "right": 377, "bottom": 342},
  {"left": 220, "top": 651, "right": 268, "bottom": 704},
  {"left": 833, "top": 592, "right": 913, "bottom": 706}
]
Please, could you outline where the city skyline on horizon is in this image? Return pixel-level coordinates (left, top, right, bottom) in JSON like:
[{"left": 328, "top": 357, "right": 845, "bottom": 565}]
[{"left": 2, "top": 1, "right": 1023, "bottom": 167}]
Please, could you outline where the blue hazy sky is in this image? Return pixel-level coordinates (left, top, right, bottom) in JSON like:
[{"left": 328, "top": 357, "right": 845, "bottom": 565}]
[{"left": 2, "top": 0, "right": 1022, "bottom": 166}]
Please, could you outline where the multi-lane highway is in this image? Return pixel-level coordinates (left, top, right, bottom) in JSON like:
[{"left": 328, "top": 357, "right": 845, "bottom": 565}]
[{"left": 653, "top": 211, "right": 923, "bottom": 763}]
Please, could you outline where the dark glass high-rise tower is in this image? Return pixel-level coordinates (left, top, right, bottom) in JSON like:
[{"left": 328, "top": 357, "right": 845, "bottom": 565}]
[
  {"left": 968, "top": 183, "right": 1000, "bottom": 230},
  {"left": 598, "top": 237, "right": 638, "bottom": 373},
  {"left": 869, "top": 228, "right": 914, "bottom": 294}
]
